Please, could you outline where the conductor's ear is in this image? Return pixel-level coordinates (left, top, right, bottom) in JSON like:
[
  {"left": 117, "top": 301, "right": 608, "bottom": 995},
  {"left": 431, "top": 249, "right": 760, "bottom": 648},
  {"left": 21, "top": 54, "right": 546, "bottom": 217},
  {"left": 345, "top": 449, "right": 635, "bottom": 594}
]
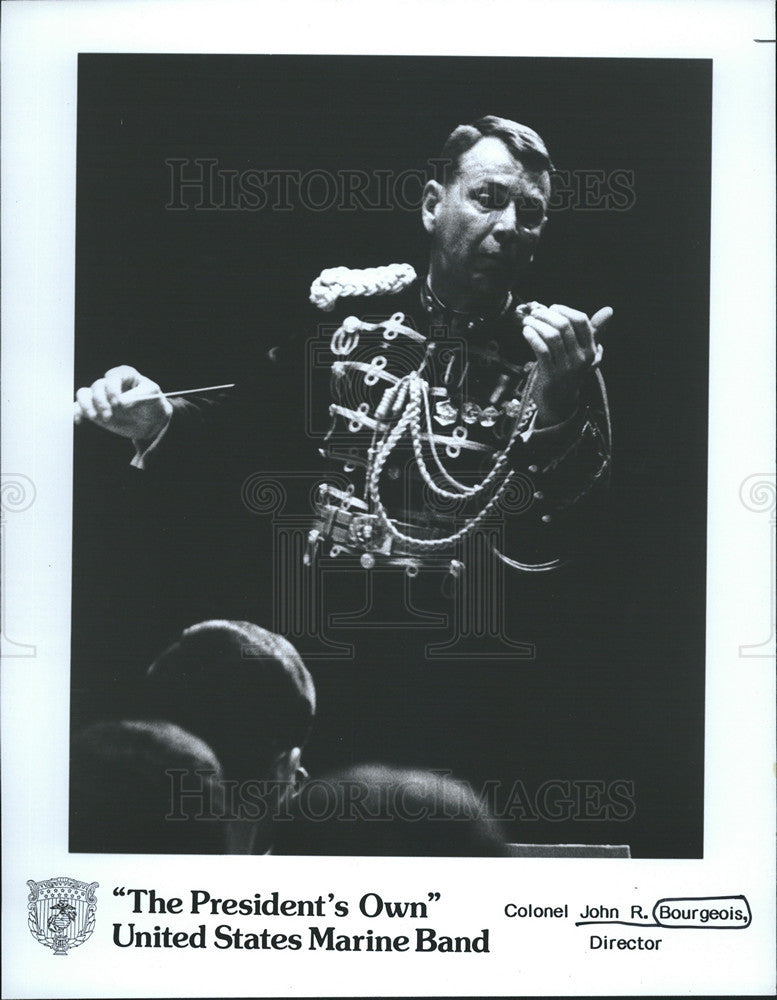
[{"left": 421, "top": 180, "right": 444, "bottom": 234}]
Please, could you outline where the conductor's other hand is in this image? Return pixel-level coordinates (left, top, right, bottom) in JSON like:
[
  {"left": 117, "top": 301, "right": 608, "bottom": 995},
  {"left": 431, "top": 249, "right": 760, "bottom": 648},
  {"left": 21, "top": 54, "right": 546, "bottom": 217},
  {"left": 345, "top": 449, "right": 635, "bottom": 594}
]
[
  {"left": 522, "top": 305, "right": 613, "bottom": 427},
  {"left": 73, "top": 365, "right": 173, "bottom": 441}
]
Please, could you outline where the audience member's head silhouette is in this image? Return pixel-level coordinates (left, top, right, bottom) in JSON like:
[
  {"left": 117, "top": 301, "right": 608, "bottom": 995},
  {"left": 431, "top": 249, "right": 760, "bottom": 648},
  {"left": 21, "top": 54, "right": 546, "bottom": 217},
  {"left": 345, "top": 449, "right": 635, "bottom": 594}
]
[
  {"left": 276, "top": 763, "right": 508, "bottom": 857},
  {"left": 145, "top": 620, "right": 316, "bottom": 852},
  {"left": 70, "top": 719, "right": 226, "bottom": 853}
]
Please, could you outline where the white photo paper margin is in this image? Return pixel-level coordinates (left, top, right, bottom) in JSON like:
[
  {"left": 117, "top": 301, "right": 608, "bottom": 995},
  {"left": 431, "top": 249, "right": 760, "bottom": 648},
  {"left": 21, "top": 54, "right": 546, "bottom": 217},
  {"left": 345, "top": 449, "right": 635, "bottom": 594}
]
[{"left": 1, "top": 0, "right": 775, "bottom": 997}]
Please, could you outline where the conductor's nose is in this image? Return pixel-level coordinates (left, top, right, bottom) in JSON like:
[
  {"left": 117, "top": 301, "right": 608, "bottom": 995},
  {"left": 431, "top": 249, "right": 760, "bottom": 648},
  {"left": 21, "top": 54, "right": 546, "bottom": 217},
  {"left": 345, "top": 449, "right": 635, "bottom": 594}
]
[{"left": 492, "top": 201, "right": 518, "bottom": 239}]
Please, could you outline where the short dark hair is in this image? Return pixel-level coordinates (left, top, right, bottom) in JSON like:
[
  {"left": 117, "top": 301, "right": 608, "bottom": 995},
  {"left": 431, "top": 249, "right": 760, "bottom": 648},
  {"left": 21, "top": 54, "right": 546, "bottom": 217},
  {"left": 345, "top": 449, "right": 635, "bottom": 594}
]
[
  {"left": 70, "top": 720, "right": 227, "bottom": 854},
  {"left": 439, "top": 115, "right": 554, "bottom": 184},
  {"left": 275, "top": 763, "right": 508, "bottom": 857},
  {"left": 145, "top": 620, "right": 315, "bottom": 783}
]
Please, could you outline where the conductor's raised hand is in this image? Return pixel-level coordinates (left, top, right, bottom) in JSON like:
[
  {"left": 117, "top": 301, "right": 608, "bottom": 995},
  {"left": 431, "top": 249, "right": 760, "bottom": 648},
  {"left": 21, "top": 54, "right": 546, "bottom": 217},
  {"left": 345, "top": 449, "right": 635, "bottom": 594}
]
[
  {"left": 522, "top": 304, "right": 613, "bottom": 427},
  {"left": 73, "top": 365, "right": 173, "bottom": 440}
]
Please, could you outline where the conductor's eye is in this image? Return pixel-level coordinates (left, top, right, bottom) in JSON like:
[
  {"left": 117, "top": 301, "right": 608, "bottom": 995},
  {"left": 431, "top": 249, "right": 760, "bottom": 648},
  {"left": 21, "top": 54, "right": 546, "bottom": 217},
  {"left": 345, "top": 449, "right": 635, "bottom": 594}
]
[
  {"left": 515, "top": 195, "right": 546, "bottom": 229},
  {"left": 475, "top": 184, "right": 509, "bottom": 209},
  {"left": 518, "top": 207, "right": 546, "bottom": 229}
]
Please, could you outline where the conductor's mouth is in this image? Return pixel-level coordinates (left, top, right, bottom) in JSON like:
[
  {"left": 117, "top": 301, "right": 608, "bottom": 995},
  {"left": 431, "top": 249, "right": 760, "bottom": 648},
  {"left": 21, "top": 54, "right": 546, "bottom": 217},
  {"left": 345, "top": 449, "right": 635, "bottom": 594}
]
[{"left": 477, "top": 253, "right": 515, "bottom": 273}]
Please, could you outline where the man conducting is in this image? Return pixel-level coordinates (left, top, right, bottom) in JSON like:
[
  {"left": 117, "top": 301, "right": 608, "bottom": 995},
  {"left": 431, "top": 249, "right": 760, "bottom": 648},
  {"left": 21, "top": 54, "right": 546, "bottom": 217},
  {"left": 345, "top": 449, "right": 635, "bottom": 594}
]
[{"left": 74, "top": 116, "right": 612, "bottom": 576}]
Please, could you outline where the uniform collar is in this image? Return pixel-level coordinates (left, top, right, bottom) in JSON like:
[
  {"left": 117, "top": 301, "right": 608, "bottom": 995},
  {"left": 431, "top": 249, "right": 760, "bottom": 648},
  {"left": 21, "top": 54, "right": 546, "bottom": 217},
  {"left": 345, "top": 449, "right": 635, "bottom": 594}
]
[{"left": 420, "top": 275, "right": 514, "bottom": 329}]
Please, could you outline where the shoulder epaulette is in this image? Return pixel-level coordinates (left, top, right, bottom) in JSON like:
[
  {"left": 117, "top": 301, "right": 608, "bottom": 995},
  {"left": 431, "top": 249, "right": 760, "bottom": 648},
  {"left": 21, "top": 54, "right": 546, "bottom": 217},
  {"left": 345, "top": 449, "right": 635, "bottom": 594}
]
[{"left": 310, "top": 263, "right": 417, "bottom": 312}]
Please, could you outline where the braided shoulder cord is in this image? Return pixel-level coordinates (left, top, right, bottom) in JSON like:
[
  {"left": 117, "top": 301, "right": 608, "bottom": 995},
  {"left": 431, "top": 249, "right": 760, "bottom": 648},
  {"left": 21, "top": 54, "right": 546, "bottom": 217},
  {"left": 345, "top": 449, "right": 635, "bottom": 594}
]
[
  {"left": 319, "top": 286, "right": 608, "bottom": 564},
  {"left": 595, "top": 367, "right": 612, "bottom": 462},
  {"left": 413, "top": 370, "right": 536, "bottom": 499},
  {"left": 310, "top": 263, "right": 418, "bottom": 312},
  {"left": 492, "top": 366, "right": 612, "bottom": 572},
  {"left": 366, "top": 369, "right": 538, "bottom": 551}
]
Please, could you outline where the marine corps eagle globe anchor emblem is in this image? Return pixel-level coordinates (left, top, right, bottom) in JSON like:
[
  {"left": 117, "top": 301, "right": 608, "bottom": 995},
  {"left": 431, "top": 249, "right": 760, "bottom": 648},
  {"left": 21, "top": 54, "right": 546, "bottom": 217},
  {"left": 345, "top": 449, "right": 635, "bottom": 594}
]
[{"left": 27, "top": 877, "right": 98, "bottom": 955}]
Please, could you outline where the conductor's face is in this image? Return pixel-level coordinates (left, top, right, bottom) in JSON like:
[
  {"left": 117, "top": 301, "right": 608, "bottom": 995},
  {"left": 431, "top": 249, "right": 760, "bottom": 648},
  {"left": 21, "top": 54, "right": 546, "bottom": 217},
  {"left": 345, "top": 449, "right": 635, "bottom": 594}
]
[{"left": 423, "top": 136, "right": 550, "bottom": 311}]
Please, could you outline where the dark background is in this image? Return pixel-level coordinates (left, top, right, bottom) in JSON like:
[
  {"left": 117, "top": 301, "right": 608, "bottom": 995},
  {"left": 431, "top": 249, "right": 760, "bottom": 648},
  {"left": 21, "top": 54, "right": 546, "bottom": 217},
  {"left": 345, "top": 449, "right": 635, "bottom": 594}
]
[{"left": 72, "top": 55, "right": 711, "bottom": 857}]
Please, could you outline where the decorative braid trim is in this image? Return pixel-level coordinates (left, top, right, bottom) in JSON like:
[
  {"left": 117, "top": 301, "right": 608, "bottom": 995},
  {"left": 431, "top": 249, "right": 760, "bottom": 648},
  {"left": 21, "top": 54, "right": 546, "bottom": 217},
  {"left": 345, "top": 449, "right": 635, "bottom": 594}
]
[
  {"left": 364, "top": 370, "right": 537, "bottom": 552},
  {"left": 310, "top": 263, "right": 418, "bottom": 312}
]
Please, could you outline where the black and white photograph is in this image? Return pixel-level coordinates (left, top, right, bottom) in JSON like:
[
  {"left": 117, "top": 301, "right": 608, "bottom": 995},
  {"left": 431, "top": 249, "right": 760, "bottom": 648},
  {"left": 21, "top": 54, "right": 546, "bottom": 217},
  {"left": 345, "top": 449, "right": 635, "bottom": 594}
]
[
  {"left": 69, "top": 53, "right": 710, "bottom": 861},
  {"left": 1, "top": 2, "right": 774, "bottom": 997}
]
